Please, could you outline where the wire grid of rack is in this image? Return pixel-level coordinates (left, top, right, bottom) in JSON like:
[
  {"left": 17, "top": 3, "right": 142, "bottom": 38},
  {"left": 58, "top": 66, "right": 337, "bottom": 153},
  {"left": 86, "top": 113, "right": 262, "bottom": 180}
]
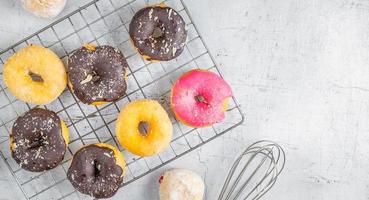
[{"left": 0, "top": 0, "right": 244, "bottom": 199}]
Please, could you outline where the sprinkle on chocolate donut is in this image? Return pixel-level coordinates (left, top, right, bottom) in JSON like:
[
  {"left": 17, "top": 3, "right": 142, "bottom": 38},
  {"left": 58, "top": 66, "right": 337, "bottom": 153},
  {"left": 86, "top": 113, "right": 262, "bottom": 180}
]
[
  {"left": 67, "top": 144, "right": 124, "bottom": 199},
  {"left": 129, "top": 5, "right": 187, "bottom": 61},
  {"left": 67, "top": 45, "right": 128, "bottom": 104},
  {"left": 10, "top": 108, "right": 68, "bottom": 172}
]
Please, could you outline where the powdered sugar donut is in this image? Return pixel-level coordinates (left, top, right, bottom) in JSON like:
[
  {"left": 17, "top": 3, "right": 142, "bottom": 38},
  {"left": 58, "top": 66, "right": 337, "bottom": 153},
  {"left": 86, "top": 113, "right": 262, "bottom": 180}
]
[
  {"left": 159, "top": 169, "right": 205, "bottom": 200},
  {"left": 21, "top": 0, "right": 67, "bottom": 18}
]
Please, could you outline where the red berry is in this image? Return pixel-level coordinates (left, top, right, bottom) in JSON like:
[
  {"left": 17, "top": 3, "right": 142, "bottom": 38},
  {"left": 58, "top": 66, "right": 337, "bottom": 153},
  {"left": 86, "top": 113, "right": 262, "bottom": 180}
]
[{"left": 159, "top": 175, "right": 164, "bottom": 184}]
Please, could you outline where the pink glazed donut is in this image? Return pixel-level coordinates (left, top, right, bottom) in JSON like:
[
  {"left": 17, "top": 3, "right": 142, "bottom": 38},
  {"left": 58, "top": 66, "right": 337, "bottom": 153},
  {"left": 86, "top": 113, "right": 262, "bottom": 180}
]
[{"left": 171, "top": 69, "right": 232, "bottom": 127}]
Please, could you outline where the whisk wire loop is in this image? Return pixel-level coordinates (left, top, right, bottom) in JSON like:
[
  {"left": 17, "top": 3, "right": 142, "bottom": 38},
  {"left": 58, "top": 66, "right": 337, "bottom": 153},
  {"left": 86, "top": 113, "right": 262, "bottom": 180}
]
[{"left": 218, "top": 140, "right": 286, "bottom": 200}]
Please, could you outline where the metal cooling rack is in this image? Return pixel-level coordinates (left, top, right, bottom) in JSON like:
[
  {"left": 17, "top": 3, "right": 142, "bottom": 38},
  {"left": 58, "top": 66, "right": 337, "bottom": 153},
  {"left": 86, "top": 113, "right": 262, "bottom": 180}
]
[{"left": 0, "top": 0, "right": 244, "bottom": 199}]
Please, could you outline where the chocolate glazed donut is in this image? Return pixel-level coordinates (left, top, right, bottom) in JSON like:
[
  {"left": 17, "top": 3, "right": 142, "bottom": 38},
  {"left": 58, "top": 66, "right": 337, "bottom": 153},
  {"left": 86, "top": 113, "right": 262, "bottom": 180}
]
[
  {"left": 129, "top": 5, "right": 187, "bottom": 61},
  {"left": 10, "top": 108, "right": 68, "bottom": 172},
  {"left": 67, "top": 45, "right": 128, "bottom": 105},
  {"left": 67, "top": 144, "right": 124, "bottom": 199}
]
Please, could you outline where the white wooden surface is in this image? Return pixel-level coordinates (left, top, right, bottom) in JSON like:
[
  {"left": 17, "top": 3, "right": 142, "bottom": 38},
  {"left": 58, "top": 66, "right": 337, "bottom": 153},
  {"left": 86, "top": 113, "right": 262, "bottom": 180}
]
[{"left": 1, "top": 0, "right": 369, "bottom": 199}]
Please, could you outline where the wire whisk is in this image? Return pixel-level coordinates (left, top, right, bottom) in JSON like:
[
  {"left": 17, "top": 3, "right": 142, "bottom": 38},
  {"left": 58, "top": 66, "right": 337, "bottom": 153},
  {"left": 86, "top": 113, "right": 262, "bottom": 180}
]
[{"left": 218, "top": 140, "right": 286, "bottom": 200}]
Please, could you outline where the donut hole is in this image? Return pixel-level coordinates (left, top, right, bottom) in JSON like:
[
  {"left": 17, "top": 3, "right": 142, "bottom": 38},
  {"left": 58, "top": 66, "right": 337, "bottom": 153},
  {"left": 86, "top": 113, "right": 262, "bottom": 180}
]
[
  {"left": 195, "top": 95, "right": 208, "bottom": 104},
  {"left": 80, "top": 71, "right": 101, "bottom": 84},
  {"left": 152, "top": 26, "right": 165, "bottom": 39},
  {"left": 138, "top": 121, "right": 150, "bottom": 136},
  {"left": 93, "top": 160, "right": 101, "bottom": 178},
  {"left": 90, "top": 71, "right": 101, "bottom": 82},
  {"left": 28, "top": 71, "right": 44, "bottom": 82},
  {"left": 28, "top": 137, "right": 45, "bottom": 149}
]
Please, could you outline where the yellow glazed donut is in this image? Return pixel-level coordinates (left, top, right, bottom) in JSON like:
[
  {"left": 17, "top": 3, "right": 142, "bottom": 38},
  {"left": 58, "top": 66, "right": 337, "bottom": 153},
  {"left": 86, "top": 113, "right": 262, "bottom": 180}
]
[
  {"left": 3, "top": 45, "right": 67, "bottom": 105},
  {"left": 116, "top": 99, "right": 173, "bottom": 157}
]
